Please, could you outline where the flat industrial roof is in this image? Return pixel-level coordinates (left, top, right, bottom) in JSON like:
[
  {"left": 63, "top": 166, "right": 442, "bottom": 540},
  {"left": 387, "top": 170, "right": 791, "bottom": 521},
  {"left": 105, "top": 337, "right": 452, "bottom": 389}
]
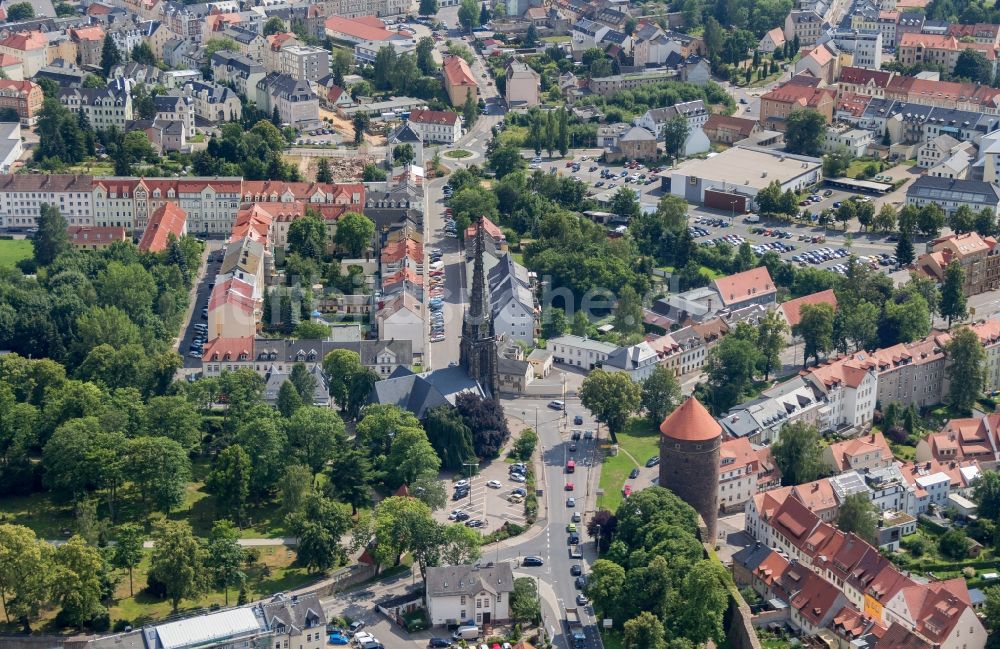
[
  {"left": 671, "top": 147, "right": 822, "bottom": 191},
  {"left": 827, "top": 176, "right": 894, "bottom": 191}
]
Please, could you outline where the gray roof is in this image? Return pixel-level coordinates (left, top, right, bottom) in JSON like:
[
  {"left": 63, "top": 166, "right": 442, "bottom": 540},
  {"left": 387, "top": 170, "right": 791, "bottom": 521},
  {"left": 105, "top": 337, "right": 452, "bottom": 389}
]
[
  {"left": 251, "top": 337, "right": 413, "bottom": 368},
  {"left": 907, "top": 175, "right": 1000, "bottom": 204},
  {"left": 425, "top": 562, "right": 515, "bottom": 598},
  {"left": 359, "top": 338, "right": 412, "bottom": 366},
  {"left": 368, "top": 366, "right": 485, "bottom": 418},
  {"left": 263, "top": 365, "right": 329, "bottom": 406},
  {"left": 546, "top": 335, "right": 617, "bottom": 354},
  {"left": 620, "top": 126, "right": 655, "bottom": 142},
  {"left": 497, "top": 357, "right": 530, "bottom": 376},
  {"left": 258, "top": 593, "right": 326, "bottom": 635},
  {"left": 731, "top": 542, "right": 773, "bottom": 572}
]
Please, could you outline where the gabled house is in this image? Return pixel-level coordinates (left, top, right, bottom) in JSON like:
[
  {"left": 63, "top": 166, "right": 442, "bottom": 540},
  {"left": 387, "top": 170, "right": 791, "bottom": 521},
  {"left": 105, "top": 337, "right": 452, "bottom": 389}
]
[{"left": 425, "top": 563, "right": 515, "bottom": 626}]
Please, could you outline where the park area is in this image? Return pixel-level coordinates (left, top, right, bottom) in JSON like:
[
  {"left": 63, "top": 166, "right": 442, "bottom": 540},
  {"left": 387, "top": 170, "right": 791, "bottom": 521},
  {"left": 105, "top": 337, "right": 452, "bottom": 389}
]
[
  {"left": 0, "top": 238, "right": 32, "bottom": 268},
  {"left": 597, "top": 419, "right": 661, "bottom": 512}
]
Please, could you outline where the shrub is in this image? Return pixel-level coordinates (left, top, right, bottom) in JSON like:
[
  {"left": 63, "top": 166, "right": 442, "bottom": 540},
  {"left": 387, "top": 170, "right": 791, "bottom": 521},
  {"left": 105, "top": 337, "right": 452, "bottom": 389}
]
[
  {"left": 938, "top": 529, "right": 970, "bottom": 560},
  {"left": 885, "top": 425, "right": 909, "bottom": 444}
]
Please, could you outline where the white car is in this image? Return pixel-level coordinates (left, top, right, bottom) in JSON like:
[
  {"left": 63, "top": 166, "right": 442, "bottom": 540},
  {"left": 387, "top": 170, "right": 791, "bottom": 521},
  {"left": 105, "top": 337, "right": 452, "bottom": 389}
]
[
  {"left": 486, "top": 480, "right": 502, "bottom": 489},
  {"left": 354, "top": 632, "right": 376, "bottom": 644},
  {"left": 510, "top": 473, "right": 526, "bottom": 483},
  {"left": 448, "top": 509, "right": 465, "bottom": 520},
  {"left": 455, "top": 479, "right": 469, "bottom": 488}
]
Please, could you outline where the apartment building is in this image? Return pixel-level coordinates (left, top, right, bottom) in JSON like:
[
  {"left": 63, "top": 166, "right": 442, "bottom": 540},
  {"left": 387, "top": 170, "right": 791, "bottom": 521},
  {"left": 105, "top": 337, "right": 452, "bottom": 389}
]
[
  {"left": 181, "top": 80, "right": 241, "bottom": 124},
  {"left": 784, "top": 10, "right": 825, "bottom": 46},
  {"left": 822, "top": 124, "right": 873, "bottom": 156},
  {"left": 275, "top": 44, "right": 331, "bottom": 83},
  {"left": 258, "top": 73, "right": 319, "bottom": 126},
  {"left": 58, "top": 86, "right": 133, "bottom": 130},
  {"left": 160, "top": 1, "right": 207, "bottom": 43},
  {"left": 898, "top": 32, "right": 998, "bottom": 77},
  {"left": 546, "top": 335, "right": 616, "bottom": 370},
  {"left": 0, "top": 79, "right": 41, "bottom": 126},
  {"left": 0, "top": 174, "right": 94, "bottom": 228},
  {"left": 0, "top": 31, "right": 47, "bottom": 78},
  {"left": 505, "top": 60, "right": 541, "bottom": 108},
  {"left": 211, "top": 51, "right": 265, "bottom": 98},
  {"left": 718, "top": 437, "right": 780, "bottom": 513},
  {"left": 917, "top": 231, "right": 1000, "bottom": 295},
  {"left": 906, "top": 176, "right": 1000, "bottom": 218},
  {"left": 760, "top": 83, "right": 836, "bottom": 131},
  {"left": 442, "top": 55, "right": 477, "bottom": 108},
  {"left": 407, "top": 109, "right": 462, "bottom": 144},
  {"left": 719, "top": 376, "right": 826, "bottom": 445}
]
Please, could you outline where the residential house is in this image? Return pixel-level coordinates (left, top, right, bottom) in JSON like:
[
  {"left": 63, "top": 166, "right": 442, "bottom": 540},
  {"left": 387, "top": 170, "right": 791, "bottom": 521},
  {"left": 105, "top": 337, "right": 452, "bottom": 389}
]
[
  {"left": 208, "top": 275, "right": 259, "bottom": 339},
  {"left": 823, "top": 431, "right": 894, "bottom": 473},
  {"left": 182, "top": 79, "right": 241, "bottom": 124},
  {"left": 442, "top": 55, "right": 477, "bottom": 108},
  {"left": 759, "top": 26, "right": 787, "bottom": 53},
  {"left": 0, "top": 31, "right": 47, "bottom": 78},
  {"left": 719, "top": 376, "right": 825, "bottom": 444},
  {"left": 487, "top": 252, "right": 536, "bottom": 346},
  {"left": 828, "top": 29, "right": 883, "bottom": 70},
  {"left": 777, "top": 289, "right": 838, "bottom": 336},
  {"left": 918, "top": 134, "right": 972, "bottom": 168},
  {"left": 376, "top": 292, "right": 424, "bottom": 360},
  {"left": 801, "top": 356, "right": 878, "bottom": 431},
  {"left": 718, "top": 437, "right": 780, "bottom": 513},
  {"left": 258, "top": 73, "right": 318, "bottom": 126},
  {"left": 760, "top": 82, "right": 837, "bottom": 131},
  {"left": 258, "top": 593, "right": 327, "bottom": 649},
  {"left": 58, "top": 86, "right": 133, "bottom": 130},
  {"left": 916, "top": 413, "right": 1000, "bottom": 467},
  {"left": 822, "top": 124, "right": 873, "bottom": 156},
  {"left": 795, "top": 43, "right": 839, "bottom": 83},
  {"left": 703, "top": 114, "right": 761, "bottom": 144},
  {"left": 505, "top": 60, "right": 540, "bottom": 108},
  {"left": 898, "top": 32, "right": 998, "bottom": 77},
  {"left": 153, "top": 93, "right": 195, "bottom": 138},
  {"left": 636, "top": 100, "right": 709, "bottom": 138},
  {"left": 614, "top": 125, "right": 658, "bottom": 161},
  {"left": 603, "top": 341, "right": 659, "bottom": 381},
  {"left": 407, "top": 109, "right": 462, "bottom": 144},
  {"left": 68, "top": 25, "right": 104, "bottom": 67},
  {"left": 425, "top": 563, "right": 514, "bottom": 626},
  {"left": 546, "top": 335, "right": 616, "bottom": 370},
  {"left": 0, "top": 173, "right": 94, "bottom": 228},
  {"left": 137, "top": 201, "right": 187, "bottom": 253},
  {"left": 712, "top": 267, "right": 776, "bottom": 311},
  {"left": 211, "top": 50, "right": 265, "bottom": 98},
  {"left": 785, "top": 10, "right": 825, "bottom": 47},
  {"left": 68, "top": 225, "right": 127, "bottom": 250}
]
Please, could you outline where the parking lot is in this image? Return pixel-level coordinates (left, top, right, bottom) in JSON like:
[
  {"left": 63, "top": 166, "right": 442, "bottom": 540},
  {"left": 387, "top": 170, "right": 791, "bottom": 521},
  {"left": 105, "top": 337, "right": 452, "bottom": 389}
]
[
  {"left": 526, "top": 153, "right": 912, "bottom": 275},
  {"left": 180, "top": 242, "right": 223, "bottom": 368},
  {"left": 436, "top": 458, "right": 528, "bottom": 535}
]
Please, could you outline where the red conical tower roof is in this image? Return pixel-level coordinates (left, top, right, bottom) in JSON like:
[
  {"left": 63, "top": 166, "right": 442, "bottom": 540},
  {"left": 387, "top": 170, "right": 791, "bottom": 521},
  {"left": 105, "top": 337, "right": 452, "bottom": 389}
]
[{"left": 659, "top": 396, "right": 722, "bottom": 442}]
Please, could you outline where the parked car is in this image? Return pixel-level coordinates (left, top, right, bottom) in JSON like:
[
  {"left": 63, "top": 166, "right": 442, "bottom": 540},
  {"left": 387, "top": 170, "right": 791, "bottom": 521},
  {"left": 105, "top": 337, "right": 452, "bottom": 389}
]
[
  {"left": 645, "top": 455, "right": 660, "bottom": 467},
  {"left": 573, "top": 415, "right": 584, "bottom": 425},
  {"left": 629, "top": 467, "right": 640, "bottom": 479},
  {"left": 522, "top": 556, "right": 543, "bottom": 566}
]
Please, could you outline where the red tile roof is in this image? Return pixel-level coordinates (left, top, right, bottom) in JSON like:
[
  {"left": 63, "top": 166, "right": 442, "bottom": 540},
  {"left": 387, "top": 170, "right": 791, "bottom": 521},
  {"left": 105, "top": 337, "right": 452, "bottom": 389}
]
[
  {"left": 0, "top": 31, "right": 47, "bottom": 51},
  {"left": 443, "top": 55, "right": 476, "bottom": 88},
  {"left": 408, "top": 108, "right": 460, "bottom": 126},
  {"left": 713, "top": 267, "right": 775, "bottom": 307},
  {"left": 703, "top": 114, "right": 759, "bottom": 137},
  {"left": 779, "top": 289, "right": 837, "bottom": 328},
  {"left": 789, "top": 570, "right": 843, "bottom": 626},
  {"left": 873, "top": 623, "right": 932, "bottom": 649},
  {"left": 839, "top": 66, "right": 893, "bottom": 87},
  {"left": 324, "top": 15, "right": 395, "bottom": 41},
  {"left": 202, "top": 336, "right": 254, "bottom": 362},
  {"left": 138, "top": 201, "right": 186, "bottom": 253},
  {"left": 69, "top": 26, "right": 105, "bottom": 42},
  {"left": 825, "top": 431, "right": 892, "bottom": 472},
  {"left": 208, "top": 276, "right": 256, "bottom": 316},
  {"left": 659, "top": 396, "right": 722, "bottom": 442},
  {"left": 900, "top": 32, "right": 998, "bottom": 59},
  {"left": 68, "top": 226, "right": 126, "bottom": 246}
]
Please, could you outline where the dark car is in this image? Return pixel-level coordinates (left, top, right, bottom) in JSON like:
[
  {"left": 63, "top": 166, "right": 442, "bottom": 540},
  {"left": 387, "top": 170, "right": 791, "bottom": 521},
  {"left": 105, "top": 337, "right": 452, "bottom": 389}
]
[
  {"left": 522, "top": 556, "right": 544, "bottom": 566},
  {"left": 453, "top": 511, "right": 470, "bottom": 522},
  {"left": 429, "top": 639, "right": 454, "bottom": 648},
  {"left": 576, "top": 594, "right": 590, "bottom": 606},
  {"left": 349, "top": 621, "right": 365, "bottom": 633},
  {"left": 571, "top": 431, "right": 582, "bottom": 441},
  {"left": 465, "top": 519, "right": 485, "bottom": 528},
  {"left": 573, "top": 415, "right": 584, "bottom": 425},
  {"left": 629, "top": 467, "right": 640, "bottom": 479},
  {"left": 569, "top": 443, "right": 577, "bottom": 452},
  {"left": 511, "top": 488, "right": 527, "bottom": 496},
  {"left": 645, "top": 456, "right": 660, "bottom": 468},
  {"left": 571, "top": 564, "right": 582, "bottom": 576},
  {"left": 568, "top": 532, "right": 579, "bottom": 544},
  {"left": 575, "top": 576, "right": 587, "bottom": 590}
]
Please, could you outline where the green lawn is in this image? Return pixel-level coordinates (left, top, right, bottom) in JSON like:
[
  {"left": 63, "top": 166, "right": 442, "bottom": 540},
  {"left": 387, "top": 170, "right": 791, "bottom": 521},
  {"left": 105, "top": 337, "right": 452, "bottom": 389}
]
[
  {"left": 600, "top": 628, "right": 625, "bottom": 649},
  {"left": 445, "top": 149, "right": 472, "bottom": 159},
  {"left": 597, "top": 419, "right": 661, "bottom": 512},
  {"left": 0, "top": 238, "right": 32, "bottom": 268},
  {"left": 658, "top": 264, "right": 723, "bottom": 280},
  {"left": 0, "top": 490, "right": 75, "bottom": 540},
  {"left": 541, "top": 35, "right": 570, "bottom": 43}
]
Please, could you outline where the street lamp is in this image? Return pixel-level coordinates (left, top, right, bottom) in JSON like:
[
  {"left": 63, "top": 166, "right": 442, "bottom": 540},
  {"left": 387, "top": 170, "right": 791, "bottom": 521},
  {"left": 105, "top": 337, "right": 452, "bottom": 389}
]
[{"left": 463, "top": 461, "right": 479, "bottom": 506}]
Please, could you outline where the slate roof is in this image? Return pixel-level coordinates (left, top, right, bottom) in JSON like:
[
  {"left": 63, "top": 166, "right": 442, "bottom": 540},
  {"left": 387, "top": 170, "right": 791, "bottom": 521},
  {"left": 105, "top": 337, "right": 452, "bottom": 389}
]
[
  {"left": 425, "top": 563, "right": 514, "bottom": 598},
  {"left": 369, "top": 366, "right": 485, "bottom": 418}
]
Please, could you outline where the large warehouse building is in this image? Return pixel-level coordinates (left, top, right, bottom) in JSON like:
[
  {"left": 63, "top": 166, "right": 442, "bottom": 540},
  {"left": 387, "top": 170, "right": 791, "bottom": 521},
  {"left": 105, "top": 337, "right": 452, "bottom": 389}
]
[{"left": 663, "top": 146, "right": 823, "bottom": 213}]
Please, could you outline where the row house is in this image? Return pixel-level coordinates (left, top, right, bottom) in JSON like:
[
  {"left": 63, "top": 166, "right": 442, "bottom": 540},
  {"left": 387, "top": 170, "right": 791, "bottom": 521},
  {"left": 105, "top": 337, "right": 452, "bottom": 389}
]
[
  {"left": 211, "top": 50, "right": 265, "bottom": 98},
  {"left": 898, "top": 32, "right": 999, "bottom": 77},
  {"left": 719, "top": 376, "right": 826, "bottom": 445},
  {"left": 68, "top": 25, "right": 105, "bottom": 67},
  {"left": 906, "top": 176, "right": 1000, "bottom": 218},
  {"left": 59, "top": 86, "right": 133, "bottom": 130},
  {"left": 718, "top": 437, "right": 780, "bottom": 513},
  {"left": 916, "top": 412, "right": 1000, "bottom": 467},
  {"left": 0, "top": 173, "right": 94, "bottom": 228},
  {"left": 0, "top": 79, "right": 41, "bottom": 126},
  {"left": 160, "top": 1, "right": 208, "bottom": 43},
  {"left": 916, "top": 232, "right": 1000, "bottom": 295},
  {"left": 745, "top": 486, "right": 987, "bottom": 649}
]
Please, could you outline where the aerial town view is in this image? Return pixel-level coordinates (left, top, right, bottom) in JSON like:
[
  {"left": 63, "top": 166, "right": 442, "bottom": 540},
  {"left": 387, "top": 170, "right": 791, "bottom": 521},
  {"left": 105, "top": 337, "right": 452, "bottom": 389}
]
[{"left": 8, "top": 0, "right": 1000, "bottom": 646}]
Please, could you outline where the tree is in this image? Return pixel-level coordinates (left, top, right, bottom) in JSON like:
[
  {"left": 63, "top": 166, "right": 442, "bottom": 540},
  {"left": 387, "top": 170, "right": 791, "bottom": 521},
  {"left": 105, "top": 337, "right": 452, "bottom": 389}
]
[
  {"left": 207, "top": 444, "right": 251, "bottom": 524},
  {"left": 419, "top": 0, "right": 438, "bottom": 15},
  {"left": 662, "top": 115, "right": 690, "bottom": 164},
  {"left": 323, "top": 348, "right": 363, "bottom": 409},
  {"left": 955, "top": 48, "right": 993, "bottom": 84},
  {"left": 946, "top": 326, "right": 986, "bottom": 414},
  {"left": 334, "top": 212, "right": 375, "bottom": 257},
  {"left": 586, "top": 559, "right": 626, "bottom": 620},
  {"left": 705, "top": 335, "right": 761, "bottom": 413},
  {"left": 798, "top": 302, "right": 834, "bottom": 366},
  {"left": 128, "top": 436, "right": 190, "bottom": 513},
  {"left": 671, "top": 560, "right": 729, "bottom": 644},
  {"left": 393, "top": 143, "right": 415, "bottom": 166},
  {"left": 950, "top": 204, "right": 976, "bottom": 234},
  {"left": 487, "top": 143, "right": 526, "bottom": 179},
  {"left": 938, "top": 528, "right": 969, "bottom": 559},
  {"left": 836, "top": 492, "right": 877, "bottom": 544},
  {"left": 874, "top": 204, "right": 896, "bottom": 233},
  {"left": 131, "top": 41, "right": 155, "bottom": 65},
  {"left": 572, "top": 310, "right": 590, "bottom": 337},
  {"left": 43, "top": 418, "right": 126, "bottom": 517},
  {"left": 457, "top": 0, "right": 480, "bottom": 30},
  {"left": 325, "top": 446, "right": 372, "bottom": 514},
  {"left": 148, "top": 520, "right": 203, "bottom": 613},
  {"left": 541, "top": 304, "right": 569, "bottom": 338},
  {"left": 918, "top": 203, "right": 945, "bottom": 238},
  {"left": 623, "top": 611, "right": 667, "bottom": 649},
  {"left": 579, "top": 370, "right": 642, "bottom": 443},
  {"left": 896, "top": 230, "right": 914, "bottom": 266},
  {"left": 462, "top": 88, "right": 477, "bottom": 128},
  {"left": 288, "top": 494, "right": 352, "bottom": 572},
  {"left": 384, "top": 427, "right": 441, "bottom": 489},
  {"left": 614, "top": 285, "right": 644, "bottom": 335},
  {"left": 205, "top": 520, "right": 245, "bottom": 606},
  {"left": 940, "top": 262, "right": 968, "bottom": 327},
  {"left": 51, "top": 535, "right": 106, "bottom": 627},
  {"left": 757, "top": 309, "right": 788, "bottom": 380},
  {"left": 611, "top": 186, "right": 641, "bottom": 220},
  {"left": 424, "top": 406, "right": 476, "bottom": 470},
  {"left": 641, "top": 366, "right": 681, "bottom": 426},
  {"left": 279, "top": 464, "right": 312, "bottom": 515},
  {"left": 100, "top": 34, "right": 122, "bottom": 77},
  {"left": 512, "top": 428, "right": 538, "bottom": 461},
  {"left": 352, "top": 113, "right": 369, "bottom": 144},
  {"left": 823, "top": 149, "right": 853, "bottom": 178},
  {"left": 287, "top": 212, "right": 326, "bottom": 261},
  {"left": 112, "top": 523, "right": 144, "bottom": 596},
  {"left": 974, "top": 471, "right": 1000, "bottom": 521},
  {"left": 33, "top": 203, "right": 68, "bottom": 267},
  {"left": 523, "top": 23, "right": 539, "bottom": 47},
  {"left": 143, "top": 395, "right": 201, "bottom": 450},
  {"left": 263, "top": 17, "right": 286, "bottom": 36},
  {"left": 784, "top": 109, "right": 825, "bottom": 155},
  {"left": 0, "top": 524, "right": 52, "bottom": 628},
  {"left": 315, "top": 158, "right": 332, "bottom": 183},
  {"left": 362, "top": 163, "right": 386, "bottom": 181},
  {"left": 771, "top": 421, "right": 824, "bottom": 485},
  {"left": 456, "top": 393, "right": 510, "bottom": 458},
  {"left": 510, "top": 577, "right": 541, "bottom": 624},
  {"left": 287, "top": 406, "right": 344, "bottom": 475},
  {"left": 6, "top": 2, "right": 34, "bottom": 19}
]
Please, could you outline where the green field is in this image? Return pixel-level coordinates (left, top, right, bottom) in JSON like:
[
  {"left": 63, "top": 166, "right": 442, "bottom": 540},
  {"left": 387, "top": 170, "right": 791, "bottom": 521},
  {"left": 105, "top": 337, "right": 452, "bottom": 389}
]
[
  {"left": 597, "top": 419, "right": 661, "bottom": 512},
  {"left": 0, "top": 238, "right": 32, "bottom": 268},
  {"left": 445, "top": 149, "right": 472, "bottom": 159}
]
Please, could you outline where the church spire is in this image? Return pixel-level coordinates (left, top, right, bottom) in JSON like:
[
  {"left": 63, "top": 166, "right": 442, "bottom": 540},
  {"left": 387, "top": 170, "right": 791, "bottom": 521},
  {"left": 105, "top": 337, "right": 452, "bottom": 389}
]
[
  {"left": 469, "top": 216, "right": 487, "bottom": 324},
  {"left": 460, "top": 216, "right": 499, "bottom": 400}
]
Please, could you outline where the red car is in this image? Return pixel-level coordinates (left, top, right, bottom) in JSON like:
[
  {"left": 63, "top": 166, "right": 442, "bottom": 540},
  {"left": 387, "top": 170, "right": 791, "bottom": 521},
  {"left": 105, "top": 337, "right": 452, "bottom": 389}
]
[
  {"left": 623, "top": 485, "right": 632, "bottom": 498},
  {"left": 565, "top": 482, "right": 574, "bottom": 491}
]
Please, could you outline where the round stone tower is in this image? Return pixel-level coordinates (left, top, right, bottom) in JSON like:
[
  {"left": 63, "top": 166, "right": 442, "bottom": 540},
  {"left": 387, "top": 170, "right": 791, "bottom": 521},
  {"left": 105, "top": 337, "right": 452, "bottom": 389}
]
[{"left": 659, "top": 396, "right": 722, "bottom": 543}]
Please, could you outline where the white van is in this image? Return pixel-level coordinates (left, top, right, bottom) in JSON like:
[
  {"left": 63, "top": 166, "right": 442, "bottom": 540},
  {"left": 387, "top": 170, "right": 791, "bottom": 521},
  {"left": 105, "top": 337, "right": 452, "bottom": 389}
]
[
  {"left": 453, "top": 626, "right": 480, "bottom": 640},
  {"left": 744, "top": 214, "right": 760, "bottom": 224}
]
